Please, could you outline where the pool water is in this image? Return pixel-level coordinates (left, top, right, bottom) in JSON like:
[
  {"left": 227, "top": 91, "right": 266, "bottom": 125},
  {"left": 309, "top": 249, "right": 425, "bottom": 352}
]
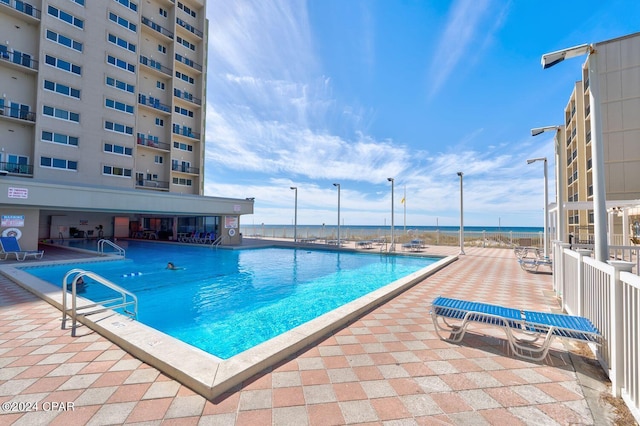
[{"left": 25, "top": 241, "right": 437, "bottom": 359}]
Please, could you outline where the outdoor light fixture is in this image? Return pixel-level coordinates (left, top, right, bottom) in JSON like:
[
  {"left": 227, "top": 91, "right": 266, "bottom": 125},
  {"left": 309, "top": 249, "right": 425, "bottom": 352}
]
[
  {"left": 540, "top": 42, "right": 607, "bottom": 262},
  {"left": 290, "top": 187, "right": 297, "bottom": 243},
  {"left": 387, "top": 178, "right": 395, "bottom": 252},
  {"left": 531, "top": 125, "right": 565, "bottom": 244},
  {"left": 333, "top": 183, "right": 340, "bottom": 248},
  {"left": 527, "top": 157, "right": 549, "bottom": 259},
  {"left": 457, "top": 172, "right": 465, "bottom": 255}
]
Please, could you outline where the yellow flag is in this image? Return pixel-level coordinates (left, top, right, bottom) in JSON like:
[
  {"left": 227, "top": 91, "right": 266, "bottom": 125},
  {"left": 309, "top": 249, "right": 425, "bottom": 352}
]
[{"left": 400, "top": 197, "right": 405, "bottom": 204}]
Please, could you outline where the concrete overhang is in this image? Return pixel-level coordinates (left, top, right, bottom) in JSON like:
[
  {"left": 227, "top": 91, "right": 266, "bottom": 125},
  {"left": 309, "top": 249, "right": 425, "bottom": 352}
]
[{"left": 0, "top": 179, "right": 254, "bottom": 216}]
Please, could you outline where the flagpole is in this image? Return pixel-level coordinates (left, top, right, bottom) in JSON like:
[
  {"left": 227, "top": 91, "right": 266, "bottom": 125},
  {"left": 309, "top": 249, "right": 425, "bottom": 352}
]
[{"left": 403, "top": 185, "right": 406, "bottom": 232}]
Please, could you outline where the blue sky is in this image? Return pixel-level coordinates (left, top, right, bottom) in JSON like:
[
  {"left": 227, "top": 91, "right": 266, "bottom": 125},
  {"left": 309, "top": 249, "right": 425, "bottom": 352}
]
[{"left": 203, "top": 0, "right": 639, "bottom": 227}]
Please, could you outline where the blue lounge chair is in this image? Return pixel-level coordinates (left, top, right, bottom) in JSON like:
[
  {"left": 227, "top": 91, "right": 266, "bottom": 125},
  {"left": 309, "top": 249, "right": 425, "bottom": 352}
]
[
  {"left": 0, "top": 236, "right": 44, "bottom": 261},
  {"left": 431, "top": 296, "right": 601, "bottom": 361}
]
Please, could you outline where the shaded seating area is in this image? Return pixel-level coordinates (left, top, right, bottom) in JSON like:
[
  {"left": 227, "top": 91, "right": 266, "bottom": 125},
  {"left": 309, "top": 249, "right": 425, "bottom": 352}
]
[
  {"left": 430, "top": 296, "right": 601, "bottom": 361},
  {"left": 0, "top": 236, "right": 44, "bottom": 261}
]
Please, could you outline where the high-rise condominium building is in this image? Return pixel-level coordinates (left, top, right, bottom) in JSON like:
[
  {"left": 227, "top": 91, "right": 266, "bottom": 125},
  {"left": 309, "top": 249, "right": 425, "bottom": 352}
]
[{"left": 0, "top": 0, "right": 253, "bottom": 248}]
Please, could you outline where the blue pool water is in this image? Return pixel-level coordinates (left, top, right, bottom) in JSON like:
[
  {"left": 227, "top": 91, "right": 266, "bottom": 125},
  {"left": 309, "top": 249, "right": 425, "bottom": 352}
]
[{"left": 24, "top": 241, "right": 437, "bottom": 359}]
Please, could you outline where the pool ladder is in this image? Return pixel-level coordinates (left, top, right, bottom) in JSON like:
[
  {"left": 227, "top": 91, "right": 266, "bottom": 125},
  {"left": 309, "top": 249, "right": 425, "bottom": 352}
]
[
  {"left": 61, "top": 269, "right": 138, "bottom": 337},
  {"left": 98, "top": 239, "right": 125, "bottom": 257}
]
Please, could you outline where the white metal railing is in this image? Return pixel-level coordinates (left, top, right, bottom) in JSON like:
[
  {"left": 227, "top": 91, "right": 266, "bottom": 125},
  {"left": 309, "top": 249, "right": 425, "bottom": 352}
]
[
  {"left": 61, "top": 269, "right": 137, "bottom": 337},
  {"left": 211, "top": 235, "right": 226, "bottom": 248},
  {"left": 97, "top": 239, "right": 125, "bottom": 257},
  {"left": 554, "top": 241, "right": 640, "bottom": 422},
  {"left": 609, "top": 245, "right": 640, "bottom": 274}
]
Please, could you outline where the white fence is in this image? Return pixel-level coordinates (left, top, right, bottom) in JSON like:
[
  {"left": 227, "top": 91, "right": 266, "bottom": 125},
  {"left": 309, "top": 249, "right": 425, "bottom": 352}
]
[{"left": 554, "top": 241, "right": 640, "bottom": 421}]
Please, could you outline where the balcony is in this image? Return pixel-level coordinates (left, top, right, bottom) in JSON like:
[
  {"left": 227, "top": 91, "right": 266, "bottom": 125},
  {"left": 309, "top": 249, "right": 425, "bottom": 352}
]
[
  {"left": 136, "top": 135, "right": 170, "bottom": 151},
  {"left": 139, "top": 55, "right": 172, "bottom": 76},
  {"left": 136, "top": 179, "right": 169, "bottom": 190},
  {"left": 174, "top": 89, "right": 201, "bottom": 106},
  {"left": 0, "top": 0, "right": 40, "bottom": 21},
  {"left": 172, "top": 164, "right": 199, "bottom": 174},
  {"left": 138, "top": 94, "right": 170, "bottom": 113},
  {"left": 0, "top": 161, "right": 33, "bottom": 175},
  {"left": 0, "top": 105, "right": 36, "bottom": 123},
  {"left": 172, "top": 125, "right": 200, "bottom": 140},
  {"left": 176, "top": 17, "right": 203, "bottom": 38},
  {"left": 174, "top": 53, "right": 202, "bottom": 72},
  {"left": 141, "top": 16, "right": 174, "bottom": 39},
  {"left": 0, "top": 48, "right": 38, "bottom": 72}
]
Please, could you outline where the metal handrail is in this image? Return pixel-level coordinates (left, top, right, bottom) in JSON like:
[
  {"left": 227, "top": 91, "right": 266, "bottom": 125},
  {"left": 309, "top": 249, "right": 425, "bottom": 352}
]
[
  {"left": 211, "top": 235, "right": 225, "bottom": 248},
  {"left": 61, "top": 269, "right": 138, "bottom": 336},
  {"left": 97, "top": 239, "right": 125, "bottom": 257}
]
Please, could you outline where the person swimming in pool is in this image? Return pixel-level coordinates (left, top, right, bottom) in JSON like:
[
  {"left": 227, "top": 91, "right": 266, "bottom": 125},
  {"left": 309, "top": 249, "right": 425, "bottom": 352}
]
[
  {"left": 167, "top": 262, "right": 183, "bottom": 270},
  {"left": 67, "top": 276, "right": 87, "bottom": 293}
]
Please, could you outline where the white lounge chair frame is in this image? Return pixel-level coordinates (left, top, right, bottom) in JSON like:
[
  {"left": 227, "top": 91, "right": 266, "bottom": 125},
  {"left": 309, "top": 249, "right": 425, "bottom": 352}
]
[
  {"left": 0, "top": 236, "right": 44, "bottom": 261},
  {"left": 431, "top": 296, "right": 601, "bottom": 361}
]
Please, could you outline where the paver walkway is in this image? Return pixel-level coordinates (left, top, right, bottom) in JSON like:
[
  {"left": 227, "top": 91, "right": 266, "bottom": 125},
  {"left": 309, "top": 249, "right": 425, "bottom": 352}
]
[{"left": 0, "top": 245, "right": 609, "bottom": 425}]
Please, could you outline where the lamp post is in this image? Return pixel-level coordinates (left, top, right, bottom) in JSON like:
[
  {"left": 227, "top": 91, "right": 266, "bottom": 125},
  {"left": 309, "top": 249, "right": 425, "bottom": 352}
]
[
  {"left": 541, "top": 43, "right": 608, "bottom": 262},
  {"left": 387, "top": 178, "right": 395, "bottom": 252},
  {"left": 531, "top": 125, "right": 565, "bottom": 244},
  {"left": 457, "top": 172, "right": 465, "bottom": 255},
  {"left": 290, "top": 186, "right": 297, "bottom": 243},
  {"left": 527, "top": 157, "right": 549, "bottom": 259},
  {"left": 333, "top": 183, "right": 340, "bottom": 248}
]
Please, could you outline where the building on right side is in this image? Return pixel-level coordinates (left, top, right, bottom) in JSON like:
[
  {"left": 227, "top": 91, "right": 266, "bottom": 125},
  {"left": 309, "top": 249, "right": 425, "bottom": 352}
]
[{"left": 559, "top": 32, "right": 640, "bottom": 244}]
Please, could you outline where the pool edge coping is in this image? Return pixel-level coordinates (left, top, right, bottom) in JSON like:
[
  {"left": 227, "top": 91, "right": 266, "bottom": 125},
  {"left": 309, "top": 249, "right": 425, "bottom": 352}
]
[{"left": 0, "top": 253, "right": 457, "bottom": 400}]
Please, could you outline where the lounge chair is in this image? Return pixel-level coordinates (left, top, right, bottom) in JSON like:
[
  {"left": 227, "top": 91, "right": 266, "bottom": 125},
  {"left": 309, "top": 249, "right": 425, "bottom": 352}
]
[
  {"left": 514, "top": 246, "right": 552, "bottom": 273},
  {"left": 0, "top": 236, "right": 45, "bottom": 261},
  {"left": 430, "top": 296, "right": 601, "bottom": 361}
]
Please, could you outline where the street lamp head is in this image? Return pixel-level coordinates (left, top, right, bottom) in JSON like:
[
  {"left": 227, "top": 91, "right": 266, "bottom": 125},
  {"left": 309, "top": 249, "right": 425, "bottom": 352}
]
[
  {"left": 333, "top": 183, "right": 339, "bottom": 187},
  {"left": 290, "top": 186, "right": 296, "bottom": 190},
  {"left": 527, "top": 157, "right": 547, "bottom": 164},
  {"left": 387, "top": 177, "right": 394, "bottom": 182},
  {"left": 457, "top": 172, "right": 463, "bottom": 177},
  {"left": 531, "top": 125, "right": 561, "bottom": 136},
  {"left": 541, "top": 43, "right": 591, "bottom": 69}
]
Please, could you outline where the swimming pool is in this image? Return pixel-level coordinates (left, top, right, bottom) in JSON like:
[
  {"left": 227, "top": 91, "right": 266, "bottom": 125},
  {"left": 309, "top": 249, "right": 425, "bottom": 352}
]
[{"left": 24, "top": 241, "right": 439, "bottom": 359}]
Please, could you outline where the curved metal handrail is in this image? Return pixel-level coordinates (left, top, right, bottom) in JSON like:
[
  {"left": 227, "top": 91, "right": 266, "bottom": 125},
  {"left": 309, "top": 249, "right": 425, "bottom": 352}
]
[{"left": 97, "top": 239, "right": 125, "bottom": 257}]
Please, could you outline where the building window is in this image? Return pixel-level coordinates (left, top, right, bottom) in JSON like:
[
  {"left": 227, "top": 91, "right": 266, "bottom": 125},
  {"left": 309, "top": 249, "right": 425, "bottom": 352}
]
[
  {"left": 44, "top": 55, "right": 82, "bottom": 75},
  {"left": 155, "top": 117, "right": 164, "bottom": 127},
  {"left": 105, "top": 98, "right": 134, "bottom": 114},
  {"left": 108, "top": 33, "right": 136, "bottom": 53},
  {"left": 156, "top": 80, "right": 165, "bottom": 90},
  {"left": 158, "top": 44, "right": 166, "bottom": 54},
  {"left": 174, "top": 106, "right": 194, "bottom": 117},
  {"left": 43, "top": 105, "right": 80, "bottom": 123},
  {"left": 107, "top": 54, "right": 135, "bottom": 73},
  {"left": 177, "top": 36, "right": 196, "bottom": 51},
  {"left": 172, "top": 177, "right": 193, "bottom": 186},
  {"left": 45, "top": 29, "right": 83, "bottom": 52},
  {"left": 40, "top": 157, "right": 78, "bottom": 171},
  {"left": 175, "top": 71, "right": 194, "bottom": 84},
  {"left": 43, "top": 80, "right": 81, "bottom": 99},
  {"left": 178, "top": 2, "right": 197, "bottom": 18},
  {"left": 108, "top": 11, "right": 137, "bottom": 32},
  {"left": 103, "top": 165, "right": 132, "bottom": 177},
  {"left": 104, "top": 143, "right": 132, "bottom": 156},
  {"left": 42, "top": 131, "right": 79, "bottom": 146},
  {"left": 69, "top": 0, "right": 85, "bottom": 5},
  {"left": 113, "top": 0, "right": 137, "bottom": 12},
  {"left": 173, "top": 141, "right": 193, "bottom": 152},
  {"left": 154, "top": 155, "right": 163, "bottom": 164},
  {"left": 105, "top": 120, "right": 133, "bottom": 135},
  {"left": 106, "top": 76, "right": 135, "bottom": 93},
  {"left": 47, "top": 5, "right": 84, "bottom": 29}
]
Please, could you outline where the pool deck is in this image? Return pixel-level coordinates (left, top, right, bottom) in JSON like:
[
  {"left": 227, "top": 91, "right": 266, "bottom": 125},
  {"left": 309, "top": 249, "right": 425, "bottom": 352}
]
[{"left": 0, "top": 241, "right": 615, "bottom": 425}]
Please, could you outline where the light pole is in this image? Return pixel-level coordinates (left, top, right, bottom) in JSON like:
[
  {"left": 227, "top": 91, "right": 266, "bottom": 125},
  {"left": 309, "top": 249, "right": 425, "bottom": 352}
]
[
  {"left": 541, "top": 43, "right": 608, "bottom": 262},
  {"left": 333, "top": 183, "right": 340, "bottom": 247},
  {"left": 387, "top": 178, "right": 395, "bottom": 252},
  {"left": 290, "top": 186, "right": 297, "bottom": 243},
  {"left": 532, "top": 125, "right": 565, "bottom": 244},
  {"left": 527, "top": 157, "right": 549, "bottom": 259},
  {"left": 457, "top": 172, "right": 465, "bottom": 255}
]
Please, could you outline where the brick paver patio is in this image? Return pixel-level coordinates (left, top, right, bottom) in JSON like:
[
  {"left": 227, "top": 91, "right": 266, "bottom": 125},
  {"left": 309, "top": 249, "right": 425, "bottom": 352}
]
[{"left": 0, "top": 245, "right": 611, "bottom": 425}]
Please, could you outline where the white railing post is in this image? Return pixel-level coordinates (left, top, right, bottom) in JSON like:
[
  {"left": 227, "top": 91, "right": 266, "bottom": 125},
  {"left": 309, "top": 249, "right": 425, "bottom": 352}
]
[
  {"left": 609, "top": 260, "right": 635, "bottom": 397},
  {"left": 576, "top": 250, "right": 592, "bottom": 317},
  {"left": 555, "top": 242, "right": 571, "bottom": 296}
]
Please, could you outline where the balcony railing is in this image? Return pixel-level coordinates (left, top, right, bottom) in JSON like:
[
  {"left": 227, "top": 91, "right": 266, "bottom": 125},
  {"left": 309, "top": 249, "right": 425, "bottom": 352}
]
[
  {"left": 171, "top": 164, "right": 199, "bottom": 174},
  {"left": 0, "top": 48, "right": 38, "bottom": 71},
  {"left": 174, "top": 89, "right": 201, "bottom": 105},
  {"left": 172, "top": 125, "right": 200, "bottom": 140},
  {"left": 174, "top": 53, "right": 202, "bottom": 72},
  {"left": 176, "top": 17, "right": 203, "bottom": 38},
  {"left": 0, "top": 0, "right": 40, "bottom": 19},
  {"left": 138, "top": 94, "right": 170, "bottom": 113},
  {"left": 0, "top": 161, "right": 33, "bottom": 175},
  {"left": 139, "top": 55, "right": 172, "bottom": 76},
  {"left": 136, "top": 136, "right": 170, "bottom": 151},
  {"left": 136, "top": 179, "right": 169, "bottom": 189},
  {"left": 0, "top": 105, "right": 36, "bottom": 122},
  {"left": 141, "top": 16, "right": 174, "bottom": 39}
]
